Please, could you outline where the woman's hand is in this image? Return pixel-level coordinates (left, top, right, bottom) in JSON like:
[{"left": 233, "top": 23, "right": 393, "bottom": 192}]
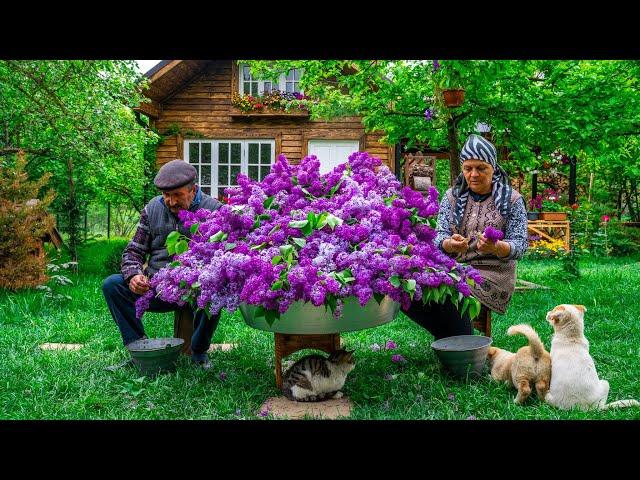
[
  {"left": 444, "top": 234, "right": 470, "bottom": 254},
  {"left": 129, "top": 274, "right": 150, "bottom": 295},
  {"left": 476, "top": 234, "right": 498, "bottom": 255},
  {"left": 477, "top": 235, "right": 511, "bottom": 258}
]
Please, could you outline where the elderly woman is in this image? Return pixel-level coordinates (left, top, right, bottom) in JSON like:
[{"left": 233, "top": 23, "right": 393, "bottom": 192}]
[{"left": 404, "top": 134, "right": 528, "bottom": 339}]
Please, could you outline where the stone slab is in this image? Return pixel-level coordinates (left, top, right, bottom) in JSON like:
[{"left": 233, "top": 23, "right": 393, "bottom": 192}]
[
  {"left": 39, "top": 343, "right": 83, "bottom": 351},
  {"left": 260, "top": 395, "right": 352, "bottom": 419},
  {"left": 207, "top": 343, "right": 237, "bottom": 352}
]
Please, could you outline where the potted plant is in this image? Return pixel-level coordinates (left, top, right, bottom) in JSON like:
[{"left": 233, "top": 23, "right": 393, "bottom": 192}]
[
  {"left": 538, "top": 188, "right": 567, "bottom": 221},
  {"left": 528, "top": 195, "right": 543, "bottom": 221},
  {"left": 432, "top": 60, "right": 465, "bottom": 108},
  {"left": 441, "top": 86, "right": 465, "bottom": 108},
  {"left": 135, "top": 153, "right": 484, "bottom": 334}
]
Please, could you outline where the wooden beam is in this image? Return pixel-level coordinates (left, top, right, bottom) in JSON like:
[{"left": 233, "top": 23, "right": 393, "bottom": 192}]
[
  {"left": 148, "top": 60, "right": 182, "bottom": 83},
  {"left": 134, "top": 100, "right": 162, "bottom": 119}
]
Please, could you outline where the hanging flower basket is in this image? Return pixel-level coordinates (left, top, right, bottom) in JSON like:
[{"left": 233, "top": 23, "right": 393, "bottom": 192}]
[{"left": 442, "top": 89, "right": 465, "bottom": 108}]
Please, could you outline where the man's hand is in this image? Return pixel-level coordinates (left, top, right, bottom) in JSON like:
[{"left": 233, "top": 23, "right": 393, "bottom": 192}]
[
  {"left": 444, "top": 234, "right": 470, "bottom": 254},
  {"left": 129, "top": 274, "right": 150, "bottom": 295}
]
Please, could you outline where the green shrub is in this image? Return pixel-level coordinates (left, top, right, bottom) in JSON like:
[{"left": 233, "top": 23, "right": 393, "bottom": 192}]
[
  {"left": 76, "top": 238, "right": 130, "bottom": 275},
  {"left": 605, "top": 222, "right": 640, "bottom": 256},
  {"left": 103, "top": 239, "right": 131, "bottom": 275}
]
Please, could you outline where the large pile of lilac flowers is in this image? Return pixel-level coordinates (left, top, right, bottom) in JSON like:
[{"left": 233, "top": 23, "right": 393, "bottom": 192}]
[{"left": 136, "top": 152, "right": 483, "bottom": 322}]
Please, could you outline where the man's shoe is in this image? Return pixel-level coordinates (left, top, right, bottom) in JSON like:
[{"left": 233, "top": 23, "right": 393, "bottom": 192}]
[
  {"left": 105, "top": 358, "right": 135, "bottom": 372},
  {"left": 191, "top": 352, "right": 212, "bottom": 370}
]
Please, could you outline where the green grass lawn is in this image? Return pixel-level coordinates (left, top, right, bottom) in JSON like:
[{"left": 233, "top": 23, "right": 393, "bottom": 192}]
[{"left": 1, "top": 250, "right": 639, "bottom": 420}]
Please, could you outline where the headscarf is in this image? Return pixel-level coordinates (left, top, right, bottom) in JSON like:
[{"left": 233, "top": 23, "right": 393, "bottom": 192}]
[{"left": 452, "top": 134, "right": 512, "bottom": 230}]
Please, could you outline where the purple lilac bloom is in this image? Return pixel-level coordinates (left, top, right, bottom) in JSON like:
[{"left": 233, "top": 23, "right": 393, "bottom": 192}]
[
  {"left": 385, "top": 340, "right": 397, "bottom": 350},
  {"left": 483, "top": 226, "right": 504, "bottom": 242},
  {"left": 433, "top": 60, "right": 440, "bottom": 72},
  {"left": 135, "top": 152, "right": 482, "bottom": 321},
  {"left": 425, "top": 108, "right": 433, "bottom": 121}
]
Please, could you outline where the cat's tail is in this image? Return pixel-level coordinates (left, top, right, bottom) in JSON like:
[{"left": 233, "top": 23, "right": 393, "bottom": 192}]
[
  {"left": 507, "top": 324, "right": 546, "bottom": 360},
  {"left": 601, "top": 399, "right": 640, "bottom": 410}
]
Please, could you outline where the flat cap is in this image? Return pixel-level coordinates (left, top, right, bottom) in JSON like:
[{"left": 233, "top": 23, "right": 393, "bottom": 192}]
[{"left": 154, "top": 160, "right": 197, "bottom": 190}]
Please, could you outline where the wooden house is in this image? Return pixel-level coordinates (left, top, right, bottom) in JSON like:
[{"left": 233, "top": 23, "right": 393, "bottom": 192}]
[{"left": 137, "top": 60, "right": 396, "bottom": 200}]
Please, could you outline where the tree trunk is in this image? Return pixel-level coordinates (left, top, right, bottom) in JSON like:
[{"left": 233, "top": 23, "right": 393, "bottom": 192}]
[
  {"left": 447, "top": 117, "right": 460, "bottom": 186},
  {"left": 65, "top": 156, "right": 79, "bottom": 272}
]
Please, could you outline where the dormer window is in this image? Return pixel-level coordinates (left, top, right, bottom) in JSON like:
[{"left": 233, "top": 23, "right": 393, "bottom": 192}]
[{"left": 240, "top": 64, "right": 303, "bottom": 95}]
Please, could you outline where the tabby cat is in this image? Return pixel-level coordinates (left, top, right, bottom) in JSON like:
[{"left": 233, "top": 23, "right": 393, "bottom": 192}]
[{"left": 282, "top": 349, "right": 356, "bottom": 402}]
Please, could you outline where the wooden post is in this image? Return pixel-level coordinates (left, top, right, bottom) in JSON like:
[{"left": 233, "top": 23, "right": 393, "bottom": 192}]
[
  {"left": 532, "top": 172, "right": 538, "bottom": 201},
  {"left": 569, "top": 156, "right": 577, "bottom": 205},
  {"left": 447, "top": 116, "right": 460, "bottom": 186},
  {"left": 395, "top": 143, "right": 402, "bottom": 183},
  {"left": 173, "top": 310, "right": 194, "bottom": 355}
]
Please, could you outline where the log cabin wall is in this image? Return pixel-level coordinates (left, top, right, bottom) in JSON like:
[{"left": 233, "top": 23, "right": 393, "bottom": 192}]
[{"left": 151, "top": 61, "right": 394, "bottom": 171}]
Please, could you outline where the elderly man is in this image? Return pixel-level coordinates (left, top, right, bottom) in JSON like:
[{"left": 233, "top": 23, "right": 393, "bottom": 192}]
[{"left": 103, "top": 159, "right": 222, "bottom": 370}]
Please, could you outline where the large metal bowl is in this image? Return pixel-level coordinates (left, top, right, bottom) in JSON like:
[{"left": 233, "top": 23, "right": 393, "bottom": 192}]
[
  {"left": 240, "top": 296, "right": 400, "bottom": 334},
  {"left": 126, "top": 337, "right": 184, "bottom": 376},
  {"left": 431, "top": 335, "right": 492, "bottom": 379}
]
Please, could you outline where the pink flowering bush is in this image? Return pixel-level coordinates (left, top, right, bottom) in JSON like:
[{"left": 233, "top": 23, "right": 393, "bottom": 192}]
[{"left": 136, "top": 152, "right": 483, "bottom": 325}]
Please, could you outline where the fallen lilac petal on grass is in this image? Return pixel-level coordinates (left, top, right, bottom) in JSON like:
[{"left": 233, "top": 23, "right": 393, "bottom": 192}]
[
  {"left": 447, "top": 393, "right": 456, "bottom": 401},
  {"left": 466, "top": 415, "right": 477, "bottom": 420},
  {"left": 384, "top": 374, "right": 396, "bottom": 381},
  {"left": 219, "top": 371, "right": 227, "bottom": 381},
  {"left": 370, "top": 343, "right": 381, "bottom": 352},
  {"left": 391, "top": 354, "right": 406, "bottom": 363},
  {"left": 385, "top": 340, "right": 397, "bottom": 350}
]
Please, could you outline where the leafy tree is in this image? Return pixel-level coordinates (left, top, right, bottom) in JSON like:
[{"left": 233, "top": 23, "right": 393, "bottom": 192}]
[
  {"left": 0, "top": 60, "right": 158, "bottom": 262},
  {"left": 243, "top": 60, "right": 640, "bottom": 192}
]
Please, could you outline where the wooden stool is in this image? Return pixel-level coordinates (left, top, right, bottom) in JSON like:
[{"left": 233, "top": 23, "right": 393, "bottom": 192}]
[
  {"left": 173, "top": 309, "right": 194, "bottom": 355},
  {"left": 473, "top": 306, "right": 492, "bottom": 337},
  {"left": 274, "top": 333, "right": 340, "bottom": 389}
]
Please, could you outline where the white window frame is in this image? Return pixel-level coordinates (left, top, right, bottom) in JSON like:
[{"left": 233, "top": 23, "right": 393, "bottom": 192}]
[
  {"left": 239, "top": 64, "right": 304, "bottom": 95},
  {"left": 307, "top": 139, "right": 361, "bottom": 175},
  {"left": 184, "top": 139, "right": 276, "bottom": 199}
]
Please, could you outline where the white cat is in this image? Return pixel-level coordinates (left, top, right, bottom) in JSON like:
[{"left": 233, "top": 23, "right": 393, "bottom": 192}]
[{"left": 545, "top": 304, "right": 639, "bottom": 411}]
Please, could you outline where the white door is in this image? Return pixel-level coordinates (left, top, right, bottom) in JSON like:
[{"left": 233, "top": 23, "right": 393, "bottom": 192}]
[{"left": 308, "top": 140, "right": 360, "bottom": 174}]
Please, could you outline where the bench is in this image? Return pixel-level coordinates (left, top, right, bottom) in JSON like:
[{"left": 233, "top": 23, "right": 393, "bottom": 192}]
[{"left": 273, "top": 333, "right": 341, "bottom": 389}]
